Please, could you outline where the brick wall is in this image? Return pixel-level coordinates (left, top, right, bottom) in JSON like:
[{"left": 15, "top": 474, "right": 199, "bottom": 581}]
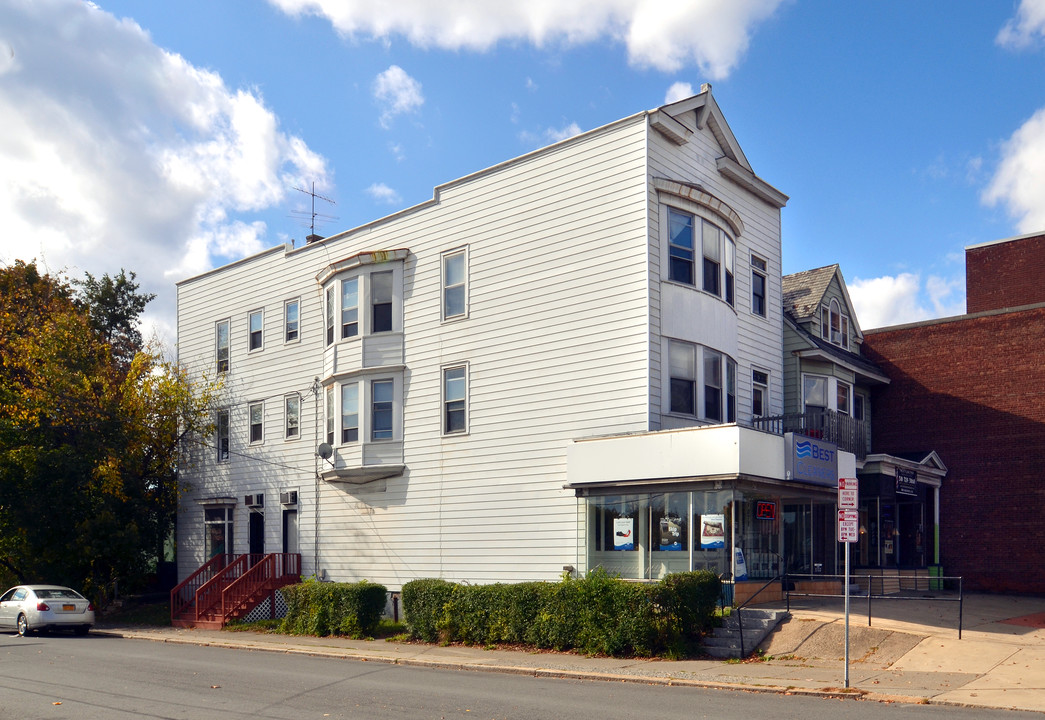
[
  {"left": 966, "top": 233, "right": 1045, "bottom": 313},
  {"left": 862, "top": 307, "right": 1045, "bottom": 593}
]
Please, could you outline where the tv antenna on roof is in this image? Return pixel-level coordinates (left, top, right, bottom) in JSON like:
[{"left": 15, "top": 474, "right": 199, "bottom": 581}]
[{"left": 292, "top": 182, "right": 337, "bottom": 243}]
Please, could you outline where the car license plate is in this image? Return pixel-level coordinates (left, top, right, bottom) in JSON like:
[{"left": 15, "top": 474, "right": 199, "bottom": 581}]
[{"left": 63, "top": 604, "right": 75, "bottom": 611}]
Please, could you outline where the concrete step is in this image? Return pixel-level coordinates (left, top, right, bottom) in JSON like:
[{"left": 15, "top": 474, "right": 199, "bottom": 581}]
[{"left": 703, "top": 609, "right": 788, "bottom": 659}]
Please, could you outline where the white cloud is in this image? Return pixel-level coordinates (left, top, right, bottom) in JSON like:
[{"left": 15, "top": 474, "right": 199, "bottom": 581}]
[
  {"left": 270, "top": 0, "right": 785, "bottom": 78},
  {"left": 665, "top": 81, "right": 694, "bottom": 104},
  {"left": 0, "top": 0, "right": 328, "bottom": 343},
  {"left": 365, "top": 183, "right": 402, "bottom": 205},
  {"left": 849, "top": 273, "right": 965, "bottom": 330},
  {"left": 544, "top": 122, "right": 582, "bottom": 143},
  {"left": 997, "top": 0, "right": 1045, "bottom": 48},
  {"left": 373, "top": 65, "right": 424, "bottom": 129},
  {"left": 983, "top": 107, "right": 1045, "bottom": 232}
]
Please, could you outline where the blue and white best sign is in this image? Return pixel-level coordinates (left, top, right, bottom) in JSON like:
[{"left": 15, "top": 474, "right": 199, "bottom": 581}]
[{"left": 784, "top": 433, "right": 839, "bottom": 487}]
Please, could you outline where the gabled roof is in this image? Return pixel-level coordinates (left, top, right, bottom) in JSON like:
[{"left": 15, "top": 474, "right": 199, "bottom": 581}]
[
  {"left": 784, "top": 314, "right": 890, "bottom": 386},
  {"left": 782, "top": 264, "right": 839, "bottom": 320},
  {"left": 650, "top": 85, "right": 788, "bottom": 209}
]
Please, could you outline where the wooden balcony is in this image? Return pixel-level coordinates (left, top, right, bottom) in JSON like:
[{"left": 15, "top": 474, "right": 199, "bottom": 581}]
[
  {"left": 751, "top": 408, "right": 868, "bottom": 459},
  {"left": 170, "top": 553, "right": 301, "bottom": 629}
]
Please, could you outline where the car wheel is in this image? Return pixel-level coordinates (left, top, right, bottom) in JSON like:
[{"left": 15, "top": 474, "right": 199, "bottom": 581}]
[
  {"left": 16, "top": 614, "right": 31, "bottom": 637},
  {"left": 74, "top": 625, "right": 90, "bottom": 636}
]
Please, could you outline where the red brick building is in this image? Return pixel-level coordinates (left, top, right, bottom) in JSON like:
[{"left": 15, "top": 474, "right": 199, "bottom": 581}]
[{"left": 862, "top": 232, "right": 1045, "bottom": 593}]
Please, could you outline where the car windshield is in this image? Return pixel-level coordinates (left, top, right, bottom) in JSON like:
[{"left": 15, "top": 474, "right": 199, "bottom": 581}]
[{"left": 34, "top": 588, "right": 82, "bottom": 600}]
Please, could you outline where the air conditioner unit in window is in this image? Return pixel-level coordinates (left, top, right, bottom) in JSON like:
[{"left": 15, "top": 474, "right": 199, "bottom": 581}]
[
  {"left": 280, "top": 491, "right": 298, "bottom": 506},
  {"left": 245, "top": 494, "right": 263, "bottom": 508}
]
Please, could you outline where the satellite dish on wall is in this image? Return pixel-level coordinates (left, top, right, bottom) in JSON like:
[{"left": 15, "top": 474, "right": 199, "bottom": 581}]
[{"left": 317, "top": 443, "right": 333, "bottom": 460}]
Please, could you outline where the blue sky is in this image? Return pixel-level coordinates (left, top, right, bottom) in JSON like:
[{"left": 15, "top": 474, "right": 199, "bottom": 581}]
[{"left": 3, "top": 0, "right": 1045, "bottom": 342}]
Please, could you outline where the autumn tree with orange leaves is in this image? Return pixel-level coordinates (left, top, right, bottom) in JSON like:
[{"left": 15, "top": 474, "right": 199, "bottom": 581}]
[{"left": 0, "top": 261, "right": 220, "bottom": 599}]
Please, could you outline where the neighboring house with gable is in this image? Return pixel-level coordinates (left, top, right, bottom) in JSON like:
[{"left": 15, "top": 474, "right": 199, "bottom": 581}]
[
  {"left": 174, "top": 87, "right": 865, "bottom": 624},
  {"left": 754, "top": 265, "right": 945, "bottom": 582}
]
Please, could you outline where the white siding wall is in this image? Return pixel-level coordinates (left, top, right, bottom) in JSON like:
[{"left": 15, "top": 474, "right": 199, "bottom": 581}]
[
  {"left": 646, "top": 112, "right": 785, "bottom": 428},
  {"left": 177, "top": 115, "right": 654, "bottom": 588}
]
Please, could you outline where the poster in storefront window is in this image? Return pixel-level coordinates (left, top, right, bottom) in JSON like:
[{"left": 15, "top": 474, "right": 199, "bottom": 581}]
[
  {"left": 658, "top": 516, "right": 682, "bottom": 550},
  {"left": 700, "top": 513, "right": 725, "bottom": 549},
  {"left": 613, "top": 518, "right": 634, "bottom": 550}
]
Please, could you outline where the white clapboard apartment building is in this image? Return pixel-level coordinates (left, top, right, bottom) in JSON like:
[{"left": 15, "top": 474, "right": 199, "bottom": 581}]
[{"left": 176, "top": 86, "right": 854, "bottom": 599}]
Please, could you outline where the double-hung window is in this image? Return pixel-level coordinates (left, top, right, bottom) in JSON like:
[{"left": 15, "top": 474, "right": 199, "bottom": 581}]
[
  {"left": 325, "top": 286, "right": 335, "bottom": 346},
  {"left": 248, "top": 310, "right": 263, "bottom": 351},
  {"left": 668, "top": 340, "right": 736, "bottom": 422},
  {"left": 285, "top": 394, "right": 300, "bottom": 439},
  {"left": 821, "top": 299, "right": 850, "bottom": 349},
  {"left": 703, "top": 349, "right": 723, "bottom": 421},
  {"left": 341, "top": 277, "right": 359, "bottom": 338},
  {"left": 215, "top": 319, "right": 230, "bottom": 374},
  {"left": 668, "top": 209, "right": 695, "bottom": 285},
  {"left": 702, "top": 223, "right": 721, "bottom": 296},
  {"left": 248, "top": 401, "right": 264, "bottom": 444},
  {"left": 724, "top": 237, "right": 735, "bottom": 307},
  {"left": 341, "top": 383, "right": 359, "bottom": 443},
  {"left": 837, "top": 382, "right": 851, "bottom": 415},
  {"left": 284, "top": 299, "right": 299, "bottom": 342},
  {"left": 216, "top": 409, "right": 230, "bottom": 462},
  {"left": 325, "top": 386, "right": 334, "bottom": 446},
  {"left": 371, "top": 379, "right": 394, "bottom": 440},
  {"left": 371, "top": 272, "right": 393, "bottom": 333},
  {"left": 442, "top": 250, "right": 467, "bottom": 320},
  {"left": 443, "top": 365, "right": 467, "bottom": 434},
  {"left": 725, "top": 356, "right": 737, "bottom": 423},
  {"left": 669, "top": 341, "right": 697, "bottom": 415},
  {"left": 751, "top": 256, "right": 767, "bottom": 317},
  {"left": 752, "top": 369, "right": 769, "bottom": 417}
]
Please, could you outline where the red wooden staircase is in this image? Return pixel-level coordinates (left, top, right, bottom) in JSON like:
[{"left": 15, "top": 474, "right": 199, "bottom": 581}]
[{"left": 171, "top": 553, "right": 301, "bottom": 629}]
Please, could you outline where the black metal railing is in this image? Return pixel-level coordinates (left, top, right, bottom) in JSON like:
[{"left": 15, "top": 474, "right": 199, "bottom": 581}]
[{"left": 752, "top": 409, "right": 868, "bottom": 459}]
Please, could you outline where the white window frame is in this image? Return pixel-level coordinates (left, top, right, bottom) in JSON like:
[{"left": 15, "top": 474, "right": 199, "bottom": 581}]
[
  {"left": 248, "top": 309, "right": 264, "bottom": 352},
  {"left": 371, "top": 378, "right": 395, "bottom": 441},
  {"left": 837, "top": 381, "right": 851, "bottom": 416},
  {"left": 341, "top": 382, "right": 359, "bottom": 444},
  {"left": 341, "top": 276, "right": 359, "bottom": 339},
  {"left": 668, "top": 340, "right": 697, "bottom": 416},
  {"left": 442, "top": 249, "right": 468, "bottom": 321},
  {"left": 751, "top": 255, "right": 767, "bottom": 317},
  {"left": 325, "top": 386, "right": 334, "bottom": 446},
  {"left": 802, "top": 373, "right": 854, "bottom": 414},
  {"left": 666, "top": 339, "right": 736, "bottom": 423},
  {"left": 822, "top": 299, "right": 851, "bottom": 349},
  {"left": 702, "top": 222, "right": 721, "bottom": 297},
  {"left": 370, "top": 271, "right": 394, "bottom": 334},
  {"left": 442, "top": 364, "right": 468, "bottom": 435},
  {"left": 667, "top": 208, "right": 695, "bottom": 286},
  {"left": 216, "top": 409, "right": 230, "bottom": 463},
  {"left": 752, "top": 368, "right": 769, "bottom": 417},
  {"left": 325, "top": 285, "right": 335, "bottom": 346},
  {"left": 284, "top": 394, "right": 300, "bottom": 440},
  {"left": 284, "top": 298, "right": 300, "bottom": 343},
  {"left": 215, "top": 319, "right": 230, "bottom": 374},
  {"left": 248, "top": 401, "right": 264, "bottom": 445}
]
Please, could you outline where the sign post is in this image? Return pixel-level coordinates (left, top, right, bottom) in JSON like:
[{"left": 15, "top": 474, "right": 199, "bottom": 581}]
[{"left": 837, "top": 478, "right": 859, "bottom": 688}]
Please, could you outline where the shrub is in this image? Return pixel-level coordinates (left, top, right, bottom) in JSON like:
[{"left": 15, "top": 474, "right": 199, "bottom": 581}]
[
  {"left": 280, "top": 579, "right": 387, "bottom": 638},
  {"left": 400, "top": 570, "right": 720, "bottom": 658},
  {"left": 401, "top": 578, "right": 455, "bottom": 643}
]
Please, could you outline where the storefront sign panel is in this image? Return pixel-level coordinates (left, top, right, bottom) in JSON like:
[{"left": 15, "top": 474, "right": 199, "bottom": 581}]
[
  {"left": 896, "top": 467, "right": 918, "bottom": 497},
  {"left": 785, "top": 433, "right": 839, "bottom": 487}
]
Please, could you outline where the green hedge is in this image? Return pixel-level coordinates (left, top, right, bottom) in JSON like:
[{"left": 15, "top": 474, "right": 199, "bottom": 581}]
[
  {"left": 402, "top": 569, "right": 720, "bottom": 658},
  {"left": 280, "top": 579, "right": 387, "bottom": 638}
]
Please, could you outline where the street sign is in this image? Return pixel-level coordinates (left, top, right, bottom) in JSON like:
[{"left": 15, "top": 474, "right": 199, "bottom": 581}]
[
  {"left": 837, "top": 508, "right": 859, "bottom": 543},
  {"left": 837, "top": 477, "right": 858, "bottom": 509}
]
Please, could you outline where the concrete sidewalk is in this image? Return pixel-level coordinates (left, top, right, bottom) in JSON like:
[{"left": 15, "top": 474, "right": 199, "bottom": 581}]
[{"left": 96, "top": 592, "right": 1045, "bottom": 714}]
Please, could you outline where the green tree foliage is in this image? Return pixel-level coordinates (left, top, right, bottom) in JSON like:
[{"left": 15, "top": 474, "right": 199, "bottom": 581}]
[
  {"left": 0, "top": 261, "right": 219, "bottom": 598},
  {"left": 74, "top": 270, "right": 155, "bottom": 373}
]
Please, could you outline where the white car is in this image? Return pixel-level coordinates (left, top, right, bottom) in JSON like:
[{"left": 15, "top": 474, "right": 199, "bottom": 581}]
[{"left": 0, "top": 585, "right": 95, "bottom": 636}]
